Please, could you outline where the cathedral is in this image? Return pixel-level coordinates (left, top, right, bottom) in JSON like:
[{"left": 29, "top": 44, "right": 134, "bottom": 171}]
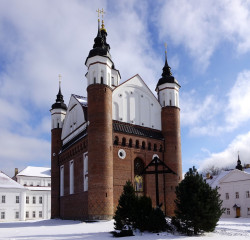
[{"left": 50, "top": 16, "right": 182, "bottom": 220}]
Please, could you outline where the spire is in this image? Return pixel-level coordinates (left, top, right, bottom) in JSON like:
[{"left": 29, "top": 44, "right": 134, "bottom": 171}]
[
  {"left": 51, "top": 75, "right": 67, "bottom": 111},
  {"left": 162, "top": 43, "right": 172, "bottom": 78},
  {"left": 156, "top": 43, "right": 180, "bottom": 89},
  {"left": 236, "top": 152, "right": 243, "bottom": 171},
  {"left": 86, "top": 8, "right": 111, "bottom": 63}
]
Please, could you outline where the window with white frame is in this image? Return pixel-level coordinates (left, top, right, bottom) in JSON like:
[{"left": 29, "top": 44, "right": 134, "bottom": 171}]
[
  {"left": 26, "top": 211, "right": 29, "bottom": 218},
  {"left": 1, "top": 195, "right": 6, "bottom": 203},
  {"left": 48, "top": 183, "right": 51, "bottom": 187},
  {"left": 33, "top": 196, "right": 36, "bottom": 204},
  {"left": 1, "top": 212, "right": 5, "bottom": 219},
  {"left": 70, "top": 160, "right": 74, "bottom": 194},
  {"left": 226, "top": 208, "right": 230, "bottom": 215},
  {"left": 39, "top": 196, "right": 42, "bottom": 204},
  {"left": 15, "top": 212, "right": 19, "bottom": 219},
  {"left": 16, "top": 196, "right": 19, "bottom": 203},
  {"left": 26, "top": 196, "right": 29, "bottom": 204},
  {"left": 33, "top": 211, "right": 36, "bottom": 218},
  {"left": 225, "top": 193, "right": 229, "bottom": 200},
  {"left": 60, "top": 165, "right": 64, "bottom": 196},
  {"left": 83, "top": 152, "right": 88, "bottom": 192},
  {"left": 246, "top": 191, "right": 250, "bottom": 198},
  {"left": 236, "top": 192, "right": 239, "bottom": 199},
  {"left": 39, "top": 211, "right": 42, "bottom": 218}
]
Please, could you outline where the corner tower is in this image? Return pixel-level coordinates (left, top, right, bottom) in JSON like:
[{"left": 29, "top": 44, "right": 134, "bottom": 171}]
[
  {"left": 85, "top": 17, "right": 119, "bottom": 220},
  {"left": 50, "top": 79, "right": 67, "bottom": 218},
  {"left": 155, "top": 47, "right": 182, "bottom": 216}
]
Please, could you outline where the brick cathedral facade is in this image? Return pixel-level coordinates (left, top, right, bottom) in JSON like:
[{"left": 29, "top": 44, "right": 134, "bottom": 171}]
[{"left": 51, "top": 18, "right": 182, "bottom": 220}]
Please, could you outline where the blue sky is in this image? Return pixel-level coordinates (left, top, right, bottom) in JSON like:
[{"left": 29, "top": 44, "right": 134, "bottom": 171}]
[{"left": 1, "top": 0, "right": 250, "bottom": 177}]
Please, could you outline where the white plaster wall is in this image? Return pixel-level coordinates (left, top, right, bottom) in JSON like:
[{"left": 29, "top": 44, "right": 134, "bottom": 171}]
[
  {"left": 61, "top": 95, "right": 87, "bottom": 144},
  {"left": 50, "top": 109, "right": 66, "bottom": 129},
  {"left": 86, "top": 55, "right": 120, "bottom": 88},
  {"left": 17, "top": 176, "right": 51, "bottom": 187},
  {"left": 158, "top": 82, "right": 180, "bottom": 108},
  {"left": 0, "top": 188, "right": 26, "bottom": 222},
  {"left": 218, "top": 171, "right": 250, "bottom": 218},
  {"left": 25, "top": 190, "right": 51, "bottom": 220},
  {"left": 112, "top": 75, "right": 161, "bottom": 130}
]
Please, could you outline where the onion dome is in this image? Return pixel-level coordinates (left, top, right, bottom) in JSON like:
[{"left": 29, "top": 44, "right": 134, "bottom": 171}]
[{"left": 51, "top": 82, "right": 67, "bottom": 111}]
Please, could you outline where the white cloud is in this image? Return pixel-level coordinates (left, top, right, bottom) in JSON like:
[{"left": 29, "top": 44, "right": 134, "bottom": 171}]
[
  {"left": 156, "top": 0, "right": 250, "bottom": 70},
  {"left": 226, "top": 70, "right": 250, "bottom": 128},
  {"left": 199, "top": 131, "right": 250, "bottom": 172}
]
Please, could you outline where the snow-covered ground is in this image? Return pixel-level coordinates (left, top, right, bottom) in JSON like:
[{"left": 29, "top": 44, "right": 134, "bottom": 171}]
[{"left": 0, "top": 218, "right": 250, "bottom": 240}]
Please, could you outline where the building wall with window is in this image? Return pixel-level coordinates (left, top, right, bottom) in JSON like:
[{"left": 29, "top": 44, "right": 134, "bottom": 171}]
[
  {"left": 0, "top": 172, "right": 27, "bottom": 222},
  {"left": 207, "top": 168, "right": 250, "bottom": 218},
  {"left": 16, "top": 167, "right": 51, "bottom": 220}
]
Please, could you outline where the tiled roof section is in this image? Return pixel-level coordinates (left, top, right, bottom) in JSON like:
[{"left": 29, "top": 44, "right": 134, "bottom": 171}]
[{"left": 113, "top": 120, "right": 164, "bottom": 140}]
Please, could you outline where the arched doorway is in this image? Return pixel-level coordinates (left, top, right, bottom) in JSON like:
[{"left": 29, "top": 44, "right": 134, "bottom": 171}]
[{"left": 134, "top": 158, "right": 144, "bottom": 196}]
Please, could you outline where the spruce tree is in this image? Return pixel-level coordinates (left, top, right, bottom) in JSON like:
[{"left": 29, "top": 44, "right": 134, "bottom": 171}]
[
  {"left": 113, "top": 181, "right": 137, "bottom": 231},
  {"left": 172, "top": 166, "right": 224, "bottom": 235}
]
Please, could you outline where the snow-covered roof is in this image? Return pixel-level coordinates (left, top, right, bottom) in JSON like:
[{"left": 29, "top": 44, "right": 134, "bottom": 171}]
[
  {"left": 73, "top": 94, "right": 88, "bottom": 107},
  {"left": 244, "top": 168, "right": 250, "bottom": 174},
  {"left": 0, "top": 171, "right": 26, "bottom": 189},
  {"left": 17, "top": 166, "right": 51, "bottom": 178},
  {"left": 206, "top": 170, "right": 230, "bottom": 189},
  {"left": 26, "top": 186, "right": 51, "bottom": 191}
]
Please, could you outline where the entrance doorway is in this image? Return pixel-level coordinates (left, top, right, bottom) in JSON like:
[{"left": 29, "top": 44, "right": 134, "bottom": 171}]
[{"left": 236, "top": 207, "right": 241, "bottom": 218}]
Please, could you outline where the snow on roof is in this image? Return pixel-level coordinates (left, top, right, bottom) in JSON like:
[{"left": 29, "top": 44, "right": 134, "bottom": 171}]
[
  {"left": 0, "top": 171, "right": 26, "bottom": 189},
  {"left": 26, "top": 186, "right": 51, "bottom": 191},
  {"left": 206, "top": 170, "right": 230, "bottom": 189},
  {"left": 73, "top": 94, "right": 88, "bottom": 107},
  {"left": 244, "top": 168, "right": 250, "bottom": 174},
  {"left": 17, "top": 166, "right": 51, "bottom": 178}
]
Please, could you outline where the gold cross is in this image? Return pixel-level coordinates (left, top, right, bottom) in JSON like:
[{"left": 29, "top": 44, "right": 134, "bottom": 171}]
[
  {"left": 164, "top": 42, "right": 167, "bottom": 53},
  {"left": 96, "top": 8, "right": 102, "bottom": 18},
  {"left": 100, "top": 8, "right": 106, "bottom": 19}
]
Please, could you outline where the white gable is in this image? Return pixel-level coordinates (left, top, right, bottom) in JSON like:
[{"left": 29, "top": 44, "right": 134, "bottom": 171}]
[
  {"left": 61, "top": 95, "right": 88, "bottom": 145},
  {"left": 112, "top": 75, "right": 161, "bottom": 130},
  {"left": 0, "top": 172, "right": 25, "bottom": 189},
  {"left": 219, "top": 169, "right": 250, "bottom": 184}
]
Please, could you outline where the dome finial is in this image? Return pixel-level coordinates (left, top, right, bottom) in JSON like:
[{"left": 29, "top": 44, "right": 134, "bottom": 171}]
[{"left": 100, "top": 8, "right": 106, "bottom": 32}]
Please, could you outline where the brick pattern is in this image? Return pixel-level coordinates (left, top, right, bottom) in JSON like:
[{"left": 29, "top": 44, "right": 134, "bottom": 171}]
[
  {"left": 161, "top": 106, "right": 182, "bottom": 216},
  {"left": 51, "top": 128, "right": 62, "bottom": 218},
  {"left": 87, "top": 84, "right": 114, "bottom": 220}
]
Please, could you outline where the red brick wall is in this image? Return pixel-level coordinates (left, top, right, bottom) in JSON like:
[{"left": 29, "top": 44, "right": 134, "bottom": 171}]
[
  {"left": 51, "top": 128, "right": 62, "bottom": 218},
  {"left": 87, "top": 84, "right": 114, "bottom": 220},
  {"left": 161, "top": 106, "right": 182, "bottom": 216}
]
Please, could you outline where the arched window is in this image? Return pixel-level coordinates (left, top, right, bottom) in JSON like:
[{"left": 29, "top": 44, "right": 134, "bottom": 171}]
[
  {"left": 159, "top": 145, "right": 163, "bottom": 152},
  {"left": 94, "top": 77, "right": 96, "bottom": 84},
  {"left": 134, "top": 158, "right": 144, "bottom": 195},
  {"left": 153, "top": 144, "right": 157, "bottom": 151},
  {"left": 148, "top": 142, "right": 151, "bottom": 150},
  {"left": 114, "top": 136, "right": 119, "bottom": 145},
  {"left": 122, "top": 137, "right": 126, "bottom": 146},
  {"left": 129, "top": 139, "right": 132, "bottom": 147},
  {"left": 136, "top": 140, "right": 139, "bottom": 149},
  {"left": 142, "top": 141, "right": 145, "bottom": 149}
]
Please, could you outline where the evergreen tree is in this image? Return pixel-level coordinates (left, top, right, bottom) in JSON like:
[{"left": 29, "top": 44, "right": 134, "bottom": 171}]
[
  {"left": 172, "top": 166, "right": 224, "bottom": 235},
  {"left": 113, "top": 181, "right": 137, "bottom": 231}
]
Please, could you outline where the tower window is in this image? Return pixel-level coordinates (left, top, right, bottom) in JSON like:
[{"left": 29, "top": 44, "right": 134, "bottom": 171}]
[
  {"left": 136, "top": 140, "right": 139, "bottom": 149},
  {"left": 153, "top": 144, "right": 157, "bottom": 151},
  {"left": 163, "top": 101, "right": 165, "bottom": 107},
  {"left": 148, "top": 142, "right": 151, "bottom": 151},
  {"left": 129, "top": 139, "right": 132, "bottom": 147},
  {"left": 122, "top": 137, "right": 126, "bottom": 146},
  {"left": 159, "top": 145, "right": 163, "bottom": 152},
  {"left": 101, "top": 76, "right": 104, "bottom": 84},
  {"left": 169, "top": 100, "right": 172, "bottom": 106},
  {"left": 94, "top": 77, "right": 96, "bottom": 84},
  {"left": 142, "top": 141, "right": 145, "bottom": 150},
  {"left": 114, "top": 136, "right": 119, "bottom": 145}
]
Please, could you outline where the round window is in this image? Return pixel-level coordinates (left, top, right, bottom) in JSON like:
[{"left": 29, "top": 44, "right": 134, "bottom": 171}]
[{"left": 118, "top": 149, "right": 126, "bottom": 159}]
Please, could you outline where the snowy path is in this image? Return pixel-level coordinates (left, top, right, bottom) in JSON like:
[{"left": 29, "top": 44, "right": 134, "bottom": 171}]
[{"left": 0, "top": 218, "right": 250, "bottom": 239}]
